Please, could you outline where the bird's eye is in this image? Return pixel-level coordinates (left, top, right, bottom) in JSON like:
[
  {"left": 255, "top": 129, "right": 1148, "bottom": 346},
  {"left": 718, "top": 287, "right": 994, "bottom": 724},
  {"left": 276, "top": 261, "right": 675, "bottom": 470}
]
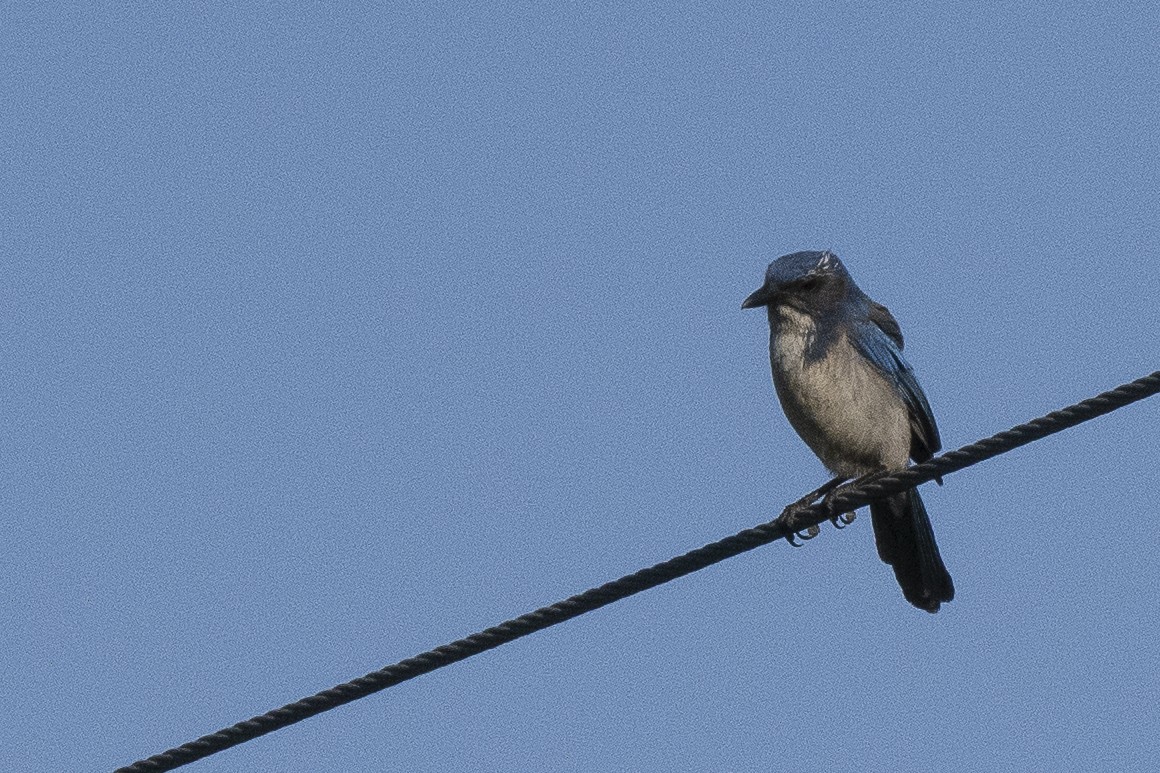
[{"left": 799, "top": 276, "right": 821, "bottom": 291}]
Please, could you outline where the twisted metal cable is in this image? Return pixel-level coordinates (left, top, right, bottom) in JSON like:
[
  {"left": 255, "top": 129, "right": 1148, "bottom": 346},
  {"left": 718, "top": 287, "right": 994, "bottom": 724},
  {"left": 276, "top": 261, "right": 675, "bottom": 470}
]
[{"left": 116, "top": 370, "right": 1160, "bottom": 773}]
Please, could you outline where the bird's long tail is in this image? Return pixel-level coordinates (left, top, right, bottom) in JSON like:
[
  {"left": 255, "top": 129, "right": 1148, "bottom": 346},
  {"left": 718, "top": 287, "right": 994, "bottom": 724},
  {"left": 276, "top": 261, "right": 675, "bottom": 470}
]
[{"left": 869, "top": 489, "right": 954, "bottom": 613}]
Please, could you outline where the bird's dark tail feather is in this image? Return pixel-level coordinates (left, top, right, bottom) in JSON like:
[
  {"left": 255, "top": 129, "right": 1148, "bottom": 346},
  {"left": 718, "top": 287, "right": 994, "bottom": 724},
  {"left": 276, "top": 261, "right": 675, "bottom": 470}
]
[{"left": 869, "top": 489, "right": 954, "bottom": 613}]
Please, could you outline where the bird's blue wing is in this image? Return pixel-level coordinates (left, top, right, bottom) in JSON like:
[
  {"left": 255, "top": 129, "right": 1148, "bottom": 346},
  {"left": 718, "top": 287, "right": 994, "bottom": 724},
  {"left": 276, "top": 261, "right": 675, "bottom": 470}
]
[
  {"left": 850, "top": 319, "right": 942, "bottom": 461},
  {"left": 868, "top": 301, "right": 904, "bottom": 348}
]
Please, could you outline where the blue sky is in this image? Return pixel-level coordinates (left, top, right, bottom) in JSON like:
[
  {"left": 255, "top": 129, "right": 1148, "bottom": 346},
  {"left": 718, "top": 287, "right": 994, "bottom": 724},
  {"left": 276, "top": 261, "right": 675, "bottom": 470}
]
[{"left": 4, "top": 3, "right": 1159, "bottom": 772}]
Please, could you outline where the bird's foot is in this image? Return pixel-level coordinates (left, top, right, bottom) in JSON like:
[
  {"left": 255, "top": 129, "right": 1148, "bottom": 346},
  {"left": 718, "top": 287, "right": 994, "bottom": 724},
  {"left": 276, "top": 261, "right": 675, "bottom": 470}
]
[
  {"left": 819, "top": 470, "right": 894, "bottom": 529},
  {"left": 819, "top": 483, "right": 859, "bottom": 529},
  {"left": 777, "top": 477, "right": 847, "bottom": 546},
  {"left": 830, "top": 511, "right": 857, "bottom": 529},
  {"left": 778, "top": 503, "right": 820, "bottom": 547}
]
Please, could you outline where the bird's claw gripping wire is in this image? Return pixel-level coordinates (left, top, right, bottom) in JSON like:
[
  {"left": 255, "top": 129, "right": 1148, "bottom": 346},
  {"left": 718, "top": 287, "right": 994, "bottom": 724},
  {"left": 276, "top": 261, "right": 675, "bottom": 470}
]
[
  {"left": 776, "top": 499, "right": 819, "bottom": 547},
  {"left": 821, "top": 470, "right": 895, "bottom": 530},
  {"left": 777, "top": 476, "right": 848, "bottom": 546},
  {"left": 830, "top": 511, "right": 857, "bottom": 529},
  {"left": 785, "top": 522, "right": 821, "bottom": 547},
  {"left": 820, "top": 479, "right": 862, "bottom": 529},
  {"left": 778, "top": 476, "right": 866, "bottom": 543}
]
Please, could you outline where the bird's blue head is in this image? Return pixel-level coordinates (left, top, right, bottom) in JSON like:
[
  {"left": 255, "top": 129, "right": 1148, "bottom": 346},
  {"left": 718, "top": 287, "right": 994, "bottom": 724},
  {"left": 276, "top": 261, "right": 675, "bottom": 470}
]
[{"left": 741, "top": 250, "right": 855, "bottom": 312}]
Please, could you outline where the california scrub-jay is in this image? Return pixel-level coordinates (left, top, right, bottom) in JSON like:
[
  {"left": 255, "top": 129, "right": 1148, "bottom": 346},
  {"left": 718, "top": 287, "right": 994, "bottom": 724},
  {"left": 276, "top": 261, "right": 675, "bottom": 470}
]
[{"left": 742, "top": 250, "right": 954, "bottom": 612}]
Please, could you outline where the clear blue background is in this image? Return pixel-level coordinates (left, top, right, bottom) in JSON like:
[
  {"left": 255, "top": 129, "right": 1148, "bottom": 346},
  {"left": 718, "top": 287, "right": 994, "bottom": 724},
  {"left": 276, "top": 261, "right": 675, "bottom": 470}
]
[{"left": 4, "top": 3, "right": 1159, "bottom": 772}]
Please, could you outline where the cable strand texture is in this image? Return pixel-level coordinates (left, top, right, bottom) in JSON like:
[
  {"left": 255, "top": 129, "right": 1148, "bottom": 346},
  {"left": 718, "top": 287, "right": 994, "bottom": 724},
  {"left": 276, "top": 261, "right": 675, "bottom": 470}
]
[{"left": 115, "top": 370, "right": 1160, "bottom": 773}]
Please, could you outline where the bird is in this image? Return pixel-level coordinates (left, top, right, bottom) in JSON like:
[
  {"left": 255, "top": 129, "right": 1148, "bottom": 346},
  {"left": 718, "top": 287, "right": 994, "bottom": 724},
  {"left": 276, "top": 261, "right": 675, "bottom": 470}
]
[{"left": 742, "top": 250, "right": 954, "bottom": 612}]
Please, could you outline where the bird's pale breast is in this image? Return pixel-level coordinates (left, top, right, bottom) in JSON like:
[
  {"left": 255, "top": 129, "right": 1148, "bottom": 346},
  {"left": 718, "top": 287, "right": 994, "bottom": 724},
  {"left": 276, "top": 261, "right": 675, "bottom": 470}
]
[{"left": 768, "top": 307, "right": 911, "bottom": 476}]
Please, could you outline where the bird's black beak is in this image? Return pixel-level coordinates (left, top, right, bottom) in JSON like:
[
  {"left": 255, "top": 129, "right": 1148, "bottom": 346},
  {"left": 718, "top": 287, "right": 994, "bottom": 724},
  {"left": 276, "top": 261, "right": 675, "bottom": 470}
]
[{"left": 741, "top": 283, "right": 776, "bottom": 310}]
